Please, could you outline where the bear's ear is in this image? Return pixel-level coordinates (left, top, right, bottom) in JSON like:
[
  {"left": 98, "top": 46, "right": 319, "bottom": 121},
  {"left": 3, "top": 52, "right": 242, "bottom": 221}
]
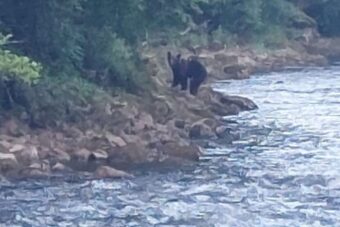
[{"left": 167, "top": 52, "right": 172, "bottom": 65}]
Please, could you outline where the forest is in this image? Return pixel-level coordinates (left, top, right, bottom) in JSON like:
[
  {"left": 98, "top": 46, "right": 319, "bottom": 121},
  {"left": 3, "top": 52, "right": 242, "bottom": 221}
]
[{"left": 0, "top": 0, "right": 340, "bottom": 124}]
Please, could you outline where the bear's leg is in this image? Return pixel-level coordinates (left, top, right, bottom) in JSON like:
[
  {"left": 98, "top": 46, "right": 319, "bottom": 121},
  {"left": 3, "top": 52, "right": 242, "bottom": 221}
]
[
  {"left": 189, "top": 78, "right": 202, "bottom": 95},
  {"left": 180, "top": 77, "right": 188, "bottom": 91},
  {"left": 172, "top": 74, "right": 181, "bottom": 87}
]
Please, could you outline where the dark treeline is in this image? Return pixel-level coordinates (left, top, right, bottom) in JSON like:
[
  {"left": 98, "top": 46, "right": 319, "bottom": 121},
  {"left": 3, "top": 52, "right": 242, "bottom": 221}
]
[{"left": 0, "top": 0, "right": 339, "bottom": 123}]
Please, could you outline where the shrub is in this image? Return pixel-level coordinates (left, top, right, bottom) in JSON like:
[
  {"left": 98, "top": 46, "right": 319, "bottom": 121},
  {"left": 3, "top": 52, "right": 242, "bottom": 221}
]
[{"left": 0, "top": 34, "right": 42, "bottom": 84}]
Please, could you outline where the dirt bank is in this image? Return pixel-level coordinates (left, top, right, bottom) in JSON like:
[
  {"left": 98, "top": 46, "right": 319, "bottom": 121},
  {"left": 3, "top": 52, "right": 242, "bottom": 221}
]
[{"left": 0, "top": 38, "right": 337, "bottom": 180}]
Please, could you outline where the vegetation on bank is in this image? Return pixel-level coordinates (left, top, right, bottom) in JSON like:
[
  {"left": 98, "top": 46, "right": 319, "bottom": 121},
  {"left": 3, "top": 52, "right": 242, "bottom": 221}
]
[{"left": 0, "top": 0, "right": 339, "bottom": 126}]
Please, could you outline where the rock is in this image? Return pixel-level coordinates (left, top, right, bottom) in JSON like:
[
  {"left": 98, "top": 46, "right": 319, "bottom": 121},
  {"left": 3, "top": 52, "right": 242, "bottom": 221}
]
[
  {"left": 159, "top": 142, "right": 203, "bottom": 162},
  {"left": 215, "top": 126, "right": 233, "bottom": 140},
  {"left": 52, "top": 162, "right": 68, "bottom": 172},
  {"left": 0, "top": 153, "right": 18, "bottom": 172},
  {"left": 71, "top": 148, "right": 91, "bottom": 162},
  {"left": 9, "top": 144, "right": 25, "bottom": 153},
  {"left": 28, "top": 161, "right": 50, "bottom": 172},
  {"left": 90, "top": 150, "right": 109, "bottom": 160},
  {"left": 94, "top": 166, "right": 133, "bottom": 179},
  {"left": 174, "top": 119, "right": 186, "bottom": 129},
  {"left": 154, "top": 123, "right": 169, "bottom": 133},
  {"left": 215, "top": 125, "right": 229, "bottom": 136},
  {"left": 223, "top": 64, "right": 247, "bottom": 75},
  {"left": 189, "top": 119, "right": 216, "bottom": 139},
  {"left": 37, "top": 131, "right": 54, "bottom": 148},
  {"left": 152, "top": 98, "right": 172, "bottom": 123},
  {"left": 20, "top": 168, "right": 48, "bottom": 178},
  {"left": 0, "top": 140, "right": 11, "bottom": 151},
  {"left": 221, "top": 54, "right": 257, "bottom": 79},
  {"left": 85, "top": 129, "right": 101, "bottom": 140},
  {"left": 105, "top": 132, "right": 127, "bottom": 147},
  {"left": 132, "top": 112, "right": 155, "bottom": 132},
  {"left": 210, "top": 102, "right": 240, "bottom": 116},
  {"left": 2, "top": 120, "right": 23, "bottom": 137},
  {"left": 120, "top": 133, "right": 145, "bottom": 145},
  {"left": 196, "top": 86, "right": 215, "bottom": 103},
  {"left": 52, "top": 148, "right": 71, "bottom": 162},
  {"left": 68, "top": 127, "right": 84, "bottom": 138},
  {"left": 195, "top": 87, "right": 248, "bottom": 116},
  {"left": 108, "top": 143, "right": 151, "bottom": 165},
  {"left": 199, "top": 118, "right": 218, "bottom": 129},
  {"left": 15, "top": 145, "right": 39, "bottom": 166},
  {"left": 220, "top": 95, "right": 258, "bottom": 111}
]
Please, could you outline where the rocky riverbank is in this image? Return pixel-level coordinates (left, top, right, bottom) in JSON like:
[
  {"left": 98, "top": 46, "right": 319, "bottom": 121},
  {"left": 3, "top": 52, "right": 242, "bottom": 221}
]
[{"left": 1, "top": 38, "right": 338, "bottom": 181}]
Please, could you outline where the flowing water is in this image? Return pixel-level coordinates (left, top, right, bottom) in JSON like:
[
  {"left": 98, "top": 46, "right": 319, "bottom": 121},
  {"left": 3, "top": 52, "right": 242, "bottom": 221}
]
[{"left": 1, "top": 66, "right": 340, "bottom": 227}]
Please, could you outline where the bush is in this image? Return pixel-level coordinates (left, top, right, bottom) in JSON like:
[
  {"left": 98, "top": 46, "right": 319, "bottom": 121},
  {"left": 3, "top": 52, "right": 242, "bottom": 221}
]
[
  {"left": 0, "top": 34, "right": 42, "bottom": 84},
  {"left": 84, "top": 29, "right": 149, "bottom": 92},
  {"left": 0, "top": 33, "right": 42, "bottom": 112}
]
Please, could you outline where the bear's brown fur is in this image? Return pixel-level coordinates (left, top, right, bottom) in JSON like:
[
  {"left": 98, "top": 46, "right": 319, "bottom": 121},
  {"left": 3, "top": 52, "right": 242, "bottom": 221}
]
[{"left": 167, "top": 52, "right": 207, "bottom": 95}]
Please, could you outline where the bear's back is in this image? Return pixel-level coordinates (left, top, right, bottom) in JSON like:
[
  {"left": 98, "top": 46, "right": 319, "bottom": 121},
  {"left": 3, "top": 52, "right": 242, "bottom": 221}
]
[{"left": 187, "top": 59, "right": 207, "bottom": 81}]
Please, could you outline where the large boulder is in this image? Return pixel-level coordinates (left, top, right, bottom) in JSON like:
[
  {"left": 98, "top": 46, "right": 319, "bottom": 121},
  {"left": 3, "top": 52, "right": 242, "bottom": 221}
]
[
  {"left": 158, "top": 142, "right": 203, "bottom": 162},
  {"left": 51, "top": 148, "right": 71, "bottom": 162},
  {"left": 189, "top": 118, "right": 217, "bottom": 139},
  {"left": 108, "top": 143, "right": 152, "bottom": 166},
  {"left": 222, "top": 54, "right": 257, "bottom": 79},
  {"left": 219, "top": 95, "right": 258, "bottom": 111},
  {"left": 105, "top": 132, "right": 127, "bottom": 147},
  {"left": 197, "top": 87, "right": 257, "bottom": 116}
]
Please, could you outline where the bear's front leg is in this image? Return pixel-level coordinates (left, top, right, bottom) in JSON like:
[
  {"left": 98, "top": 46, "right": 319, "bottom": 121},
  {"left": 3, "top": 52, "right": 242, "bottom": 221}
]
[
  {"left": 172, "top": 79, "right": 179, "bottom": 87},
  {"left": 180, "top": 77, "right": 188, "bottom": 91},
  {"left": 189, "top": 78, "right": 200, "bottom": 96}
]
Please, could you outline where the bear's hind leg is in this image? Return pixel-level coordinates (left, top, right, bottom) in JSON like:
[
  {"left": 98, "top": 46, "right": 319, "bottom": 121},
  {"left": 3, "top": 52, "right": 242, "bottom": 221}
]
[
  {"left": 189, "top": 78, "right": 201, "bottom": 96},
  {"left": 172, "top": 77, "right": 180, "bottom": 87}
]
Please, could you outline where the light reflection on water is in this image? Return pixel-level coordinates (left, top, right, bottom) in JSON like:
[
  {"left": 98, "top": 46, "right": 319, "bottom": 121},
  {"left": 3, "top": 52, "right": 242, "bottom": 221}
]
[{"left": 1, "top": 66, "right": 340, "bottom": 226}]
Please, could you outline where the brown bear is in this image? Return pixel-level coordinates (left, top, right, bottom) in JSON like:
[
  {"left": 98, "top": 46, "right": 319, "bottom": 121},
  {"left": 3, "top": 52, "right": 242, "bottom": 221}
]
[{"left": 167, "top": 51, "right": 207, "bottom": 95}]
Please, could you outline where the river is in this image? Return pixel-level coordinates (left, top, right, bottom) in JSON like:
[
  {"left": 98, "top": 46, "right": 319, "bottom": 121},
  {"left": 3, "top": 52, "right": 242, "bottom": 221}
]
[{"left": 1, "top": 66, "right": 340, "bottom": 227}]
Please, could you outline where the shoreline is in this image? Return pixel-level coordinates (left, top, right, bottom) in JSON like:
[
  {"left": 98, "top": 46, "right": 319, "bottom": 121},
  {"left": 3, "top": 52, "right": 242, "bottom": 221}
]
[{"left": 1, "top": 38, "right": 339, "bottom": 181}]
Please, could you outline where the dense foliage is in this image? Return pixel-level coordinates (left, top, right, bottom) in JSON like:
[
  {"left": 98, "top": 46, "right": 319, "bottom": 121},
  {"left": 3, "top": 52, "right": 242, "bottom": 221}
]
[
  {"left": 0, "top": 0, "right": 339, "bottom": 123},
  {"left": 1, "top": 0, "right": 336, "bottom": 80},
  {"left": 302, "top": 0, "right": 340, "bottom": 37}
]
